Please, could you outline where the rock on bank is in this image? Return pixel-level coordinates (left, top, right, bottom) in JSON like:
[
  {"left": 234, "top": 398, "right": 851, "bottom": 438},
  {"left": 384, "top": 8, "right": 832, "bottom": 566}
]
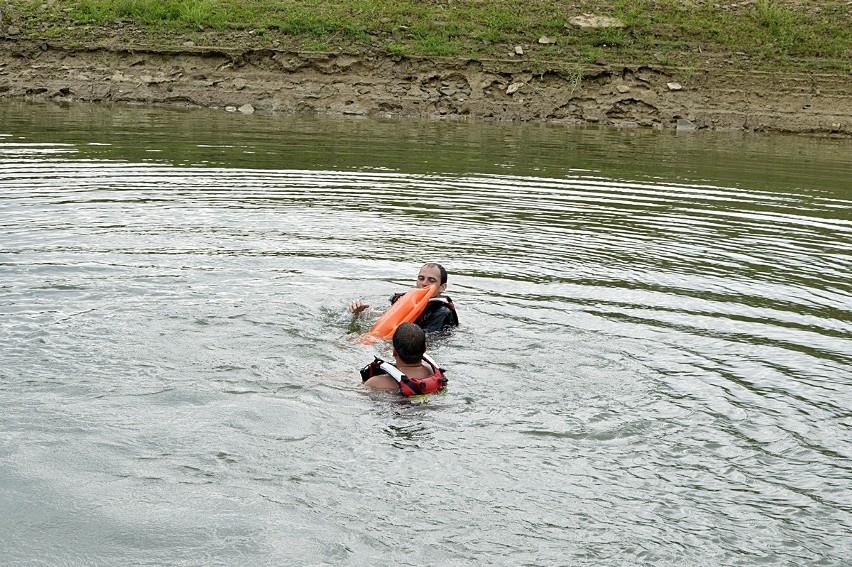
[{"left": 1, "top": 39, "right": 850, "bottom": 136}]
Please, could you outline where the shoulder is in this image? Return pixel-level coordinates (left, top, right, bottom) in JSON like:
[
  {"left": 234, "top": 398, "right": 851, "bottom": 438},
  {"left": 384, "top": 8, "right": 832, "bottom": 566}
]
[
  {"left": 422, "top": 296, "right": 459, "bottom": 327},
  {"left": 364, "top": 374, "right": 400, "bottom": 392}
]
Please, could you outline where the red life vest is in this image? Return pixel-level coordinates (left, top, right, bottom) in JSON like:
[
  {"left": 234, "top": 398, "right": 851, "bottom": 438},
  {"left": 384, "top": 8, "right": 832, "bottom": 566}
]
[{"left": 360, "top": 354, "right": 447, "bottom": 397}]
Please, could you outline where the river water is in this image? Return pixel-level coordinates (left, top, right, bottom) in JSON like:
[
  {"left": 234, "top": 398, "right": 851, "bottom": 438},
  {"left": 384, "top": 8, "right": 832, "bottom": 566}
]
[{"left": 1, "top": 101, "right": 850, "bottom": 566}]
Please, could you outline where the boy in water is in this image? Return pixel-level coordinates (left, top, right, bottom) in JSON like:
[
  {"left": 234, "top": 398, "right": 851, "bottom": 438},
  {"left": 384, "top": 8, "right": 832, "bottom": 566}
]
[{"left": 360, "top": 323, "right": 447, "bottom": 396}]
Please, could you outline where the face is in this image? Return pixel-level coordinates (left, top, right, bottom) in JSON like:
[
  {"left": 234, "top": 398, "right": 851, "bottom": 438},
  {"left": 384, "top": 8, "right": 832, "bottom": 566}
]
[{"left": 416, "top": 265, "right": 446, "bottom": 297}]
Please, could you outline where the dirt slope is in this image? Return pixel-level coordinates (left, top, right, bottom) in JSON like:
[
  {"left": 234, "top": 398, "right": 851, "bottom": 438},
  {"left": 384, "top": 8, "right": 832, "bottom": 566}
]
[{"left": 1, "top": 38, "right": 850, "bottom": 135}]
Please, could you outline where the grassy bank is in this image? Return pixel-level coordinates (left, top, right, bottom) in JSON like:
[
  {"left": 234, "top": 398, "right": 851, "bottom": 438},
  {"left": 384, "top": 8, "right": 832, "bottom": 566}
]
[{"left": 1, "top": 0, "right": 850, "bottom": 72}]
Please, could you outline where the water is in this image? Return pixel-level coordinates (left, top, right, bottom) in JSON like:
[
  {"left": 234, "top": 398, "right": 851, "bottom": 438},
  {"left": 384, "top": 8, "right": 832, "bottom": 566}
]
[{"left": 1, "top": 101, "right": 850, "bottom": 566}]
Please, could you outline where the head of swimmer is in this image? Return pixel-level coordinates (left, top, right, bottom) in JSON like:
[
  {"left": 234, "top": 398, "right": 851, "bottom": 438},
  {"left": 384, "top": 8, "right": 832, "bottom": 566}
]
[
  {"left": 417, "top": 263, "right": 448, "bottom": 298},
  {"left": 393, "top": 322, "right": 427, "bottom": 365}
]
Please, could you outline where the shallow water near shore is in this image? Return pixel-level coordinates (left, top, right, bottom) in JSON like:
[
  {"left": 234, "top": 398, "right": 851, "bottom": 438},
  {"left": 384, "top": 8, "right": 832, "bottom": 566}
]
[{"left": 1, "top": 101, "right": 850, "bottom": 566}]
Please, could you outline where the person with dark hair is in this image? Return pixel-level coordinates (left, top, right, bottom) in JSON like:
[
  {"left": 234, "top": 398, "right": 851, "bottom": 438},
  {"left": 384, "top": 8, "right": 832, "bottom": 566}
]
[
  {"left": 360, "top": 323, "right": 447, "bottom": 396},
  {"left": 349, "top": 263, "right": 459, "bottom": 334}
]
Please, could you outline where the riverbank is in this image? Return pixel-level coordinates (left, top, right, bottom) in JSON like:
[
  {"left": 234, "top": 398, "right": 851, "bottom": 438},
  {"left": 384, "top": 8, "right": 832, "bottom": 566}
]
[{"left": 1, "top": 1, "right": 850, "bottom": 135}]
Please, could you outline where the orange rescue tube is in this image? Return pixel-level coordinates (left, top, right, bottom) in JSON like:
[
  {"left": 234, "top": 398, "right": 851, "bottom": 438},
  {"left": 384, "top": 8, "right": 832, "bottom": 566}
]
[{"left": 361, "top": 285, "right": 435, "bottom": 344}]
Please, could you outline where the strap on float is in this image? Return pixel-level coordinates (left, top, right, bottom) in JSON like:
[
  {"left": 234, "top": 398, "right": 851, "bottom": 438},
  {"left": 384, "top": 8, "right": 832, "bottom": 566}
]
[{"left": 361, "top": 357, "right": 406, "bottom": 384}]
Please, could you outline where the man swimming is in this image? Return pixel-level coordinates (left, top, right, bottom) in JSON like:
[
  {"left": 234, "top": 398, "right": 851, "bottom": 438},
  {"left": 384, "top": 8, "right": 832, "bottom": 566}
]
[{"left": 349, "top": 262, "right": 458, "bottom": 334}]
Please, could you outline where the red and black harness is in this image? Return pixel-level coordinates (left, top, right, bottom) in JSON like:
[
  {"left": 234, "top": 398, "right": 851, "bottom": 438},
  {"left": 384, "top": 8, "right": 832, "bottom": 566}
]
[{"left": 360, "top": 354, "right": 447, "bottom": 397}]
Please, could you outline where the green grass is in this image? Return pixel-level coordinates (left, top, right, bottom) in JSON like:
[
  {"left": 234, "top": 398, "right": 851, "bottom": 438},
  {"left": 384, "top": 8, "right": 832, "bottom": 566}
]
[
  {"left": 71, "top": 0, "right": 226, "bottom": 28},
  {"left": 2, "top": 0, "right": 850, "bottom": 70}
]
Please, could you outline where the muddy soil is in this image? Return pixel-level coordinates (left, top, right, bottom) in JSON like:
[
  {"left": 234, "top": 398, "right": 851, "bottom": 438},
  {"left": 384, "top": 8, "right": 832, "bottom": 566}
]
[{"left": 1, "top": 38, "right": 850, "bottom": 136}]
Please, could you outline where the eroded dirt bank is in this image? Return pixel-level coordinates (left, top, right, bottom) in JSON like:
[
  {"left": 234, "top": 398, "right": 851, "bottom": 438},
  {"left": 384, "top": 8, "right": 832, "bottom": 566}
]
[{"left": 1, "top": 39, "right": 850, "bottom": 135}]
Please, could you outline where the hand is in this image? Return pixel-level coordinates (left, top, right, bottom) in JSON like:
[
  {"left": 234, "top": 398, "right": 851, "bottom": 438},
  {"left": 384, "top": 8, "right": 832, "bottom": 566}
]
[{"left": 348, "top": 300, "right": 370, "bottom": 315}]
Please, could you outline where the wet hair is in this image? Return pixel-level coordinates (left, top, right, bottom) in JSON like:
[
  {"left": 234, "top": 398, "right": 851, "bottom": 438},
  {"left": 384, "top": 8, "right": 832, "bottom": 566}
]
[
  {"left": 393, "top": 322, "right": 426, "bottom": 364},
  {"left": 422, "top": 262, "right": 448, "bottom": 285}
]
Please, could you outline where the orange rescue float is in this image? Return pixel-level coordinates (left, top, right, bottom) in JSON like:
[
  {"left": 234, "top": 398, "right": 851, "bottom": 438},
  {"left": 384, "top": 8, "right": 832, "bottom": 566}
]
[{"left": 361, "top": 285, "right": 435, "bottom": 344}]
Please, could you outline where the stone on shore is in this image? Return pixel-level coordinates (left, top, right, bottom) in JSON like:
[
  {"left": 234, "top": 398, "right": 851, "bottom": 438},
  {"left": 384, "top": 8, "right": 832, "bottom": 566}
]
[{"left": 568, "top": 15, "right": 625, "bottom": 29}]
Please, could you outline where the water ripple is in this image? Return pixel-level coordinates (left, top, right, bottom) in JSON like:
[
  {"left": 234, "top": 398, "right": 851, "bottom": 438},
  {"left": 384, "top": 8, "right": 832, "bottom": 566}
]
[{"left": 1, "top": 108, "right": 851, "bottom": 565}]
